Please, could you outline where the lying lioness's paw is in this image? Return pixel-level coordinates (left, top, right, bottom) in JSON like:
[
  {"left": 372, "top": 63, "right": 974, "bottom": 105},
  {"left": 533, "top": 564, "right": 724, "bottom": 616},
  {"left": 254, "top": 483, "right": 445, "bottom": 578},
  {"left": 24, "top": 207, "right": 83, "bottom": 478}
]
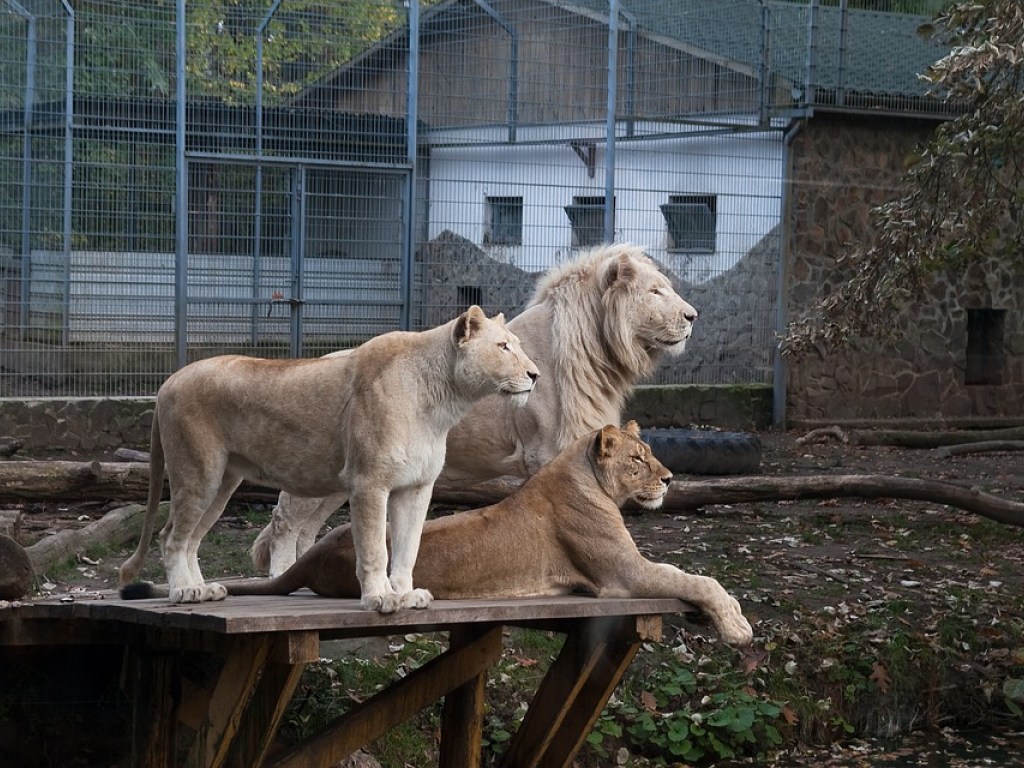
[{"left": 715, "top": 595, "right": 754, "bottom": 647}]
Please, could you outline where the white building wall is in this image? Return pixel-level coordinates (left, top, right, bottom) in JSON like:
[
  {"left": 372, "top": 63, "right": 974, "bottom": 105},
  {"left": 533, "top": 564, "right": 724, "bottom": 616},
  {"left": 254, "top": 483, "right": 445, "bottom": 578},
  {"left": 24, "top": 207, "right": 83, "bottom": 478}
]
[{"left": 424, "top": 122, "right": 783, "bottom": 284}]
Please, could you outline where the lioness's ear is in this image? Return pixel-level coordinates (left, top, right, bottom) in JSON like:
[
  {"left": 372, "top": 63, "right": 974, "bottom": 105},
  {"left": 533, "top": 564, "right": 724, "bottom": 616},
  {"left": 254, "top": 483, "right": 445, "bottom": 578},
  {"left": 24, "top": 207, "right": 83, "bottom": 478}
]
[
  {"left": 454, "top": 305, "right": 486, "bottom": 343},
  {"left": 623, "top": 420, "right": 641, "bottom": 438},
  {"left": 594, "top": 424, "right": 622, "bottom": 459},
  {"left": 493, "top": 312, "right": 506, "bottom": 326}
]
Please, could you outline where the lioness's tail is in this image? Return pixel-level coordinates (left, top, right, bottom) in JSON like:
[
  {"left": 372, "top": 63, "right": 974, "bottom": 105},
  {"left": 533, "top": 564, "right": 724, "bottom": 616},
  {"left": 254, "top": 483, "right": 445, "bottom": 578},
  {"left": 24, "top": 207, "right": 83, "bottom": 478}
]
[
  {"left": 120, "top": 574, "right": 298, "bottom": 600},
  {"left": 118, "top": 413, "right": 166, "bottom": 586}
]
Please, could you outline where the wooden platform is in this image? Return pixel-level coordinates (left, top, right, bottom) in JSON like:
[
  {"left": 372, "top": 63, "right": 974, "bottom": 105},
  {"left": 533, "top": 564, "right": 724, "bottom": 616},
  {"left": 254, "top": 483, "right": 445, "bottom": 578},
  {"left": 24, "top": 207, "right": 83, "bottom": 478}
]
[{"left": 0, "top": 591, "right": 695, "bottom": 768}]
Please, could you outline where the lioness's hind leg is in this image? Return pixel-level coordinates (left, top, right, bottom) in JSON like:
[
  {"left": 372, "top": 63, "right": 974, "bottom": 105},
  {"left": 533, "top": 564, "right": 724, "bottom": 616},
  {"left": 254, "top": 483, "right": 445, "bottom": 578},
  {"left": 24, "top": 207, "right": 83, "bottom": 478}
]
[{"left": 161, "top": 472, "right": 239, "bottom": 604}]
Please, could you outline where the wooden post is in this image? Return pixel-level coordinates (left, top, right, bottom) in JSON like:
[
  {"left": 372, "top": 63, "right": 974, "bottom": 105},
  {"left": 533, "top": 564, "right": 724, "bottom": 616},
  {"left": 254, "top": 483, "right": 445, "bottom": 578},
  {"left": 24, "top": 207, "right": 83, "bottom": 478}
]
[
  {"left": 438, "top": 625, "right": 497, "bottom": 768},
  {"left": 266, "top": 624, "right": 504, "bottom": 768},
  {"left": 500, "top": 614, "right": 661, "bottom": 768}
]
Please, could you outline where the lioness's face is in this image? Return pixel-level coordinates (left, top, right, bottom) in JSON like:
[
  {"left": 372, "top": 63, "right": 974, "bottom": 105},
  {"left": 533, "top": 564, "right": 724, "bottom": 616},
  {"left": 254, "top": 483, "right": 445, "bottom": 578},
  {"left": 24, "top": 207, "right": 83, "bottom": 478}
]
[
  {"left": 454, "top": 306, "right": 539, "bottom": 406},
  {"left": 633, "top": 268, "right": 698, "bottom": 356},
  {"left": 595, "top": 422, "right": 673, "bottom": 509}
]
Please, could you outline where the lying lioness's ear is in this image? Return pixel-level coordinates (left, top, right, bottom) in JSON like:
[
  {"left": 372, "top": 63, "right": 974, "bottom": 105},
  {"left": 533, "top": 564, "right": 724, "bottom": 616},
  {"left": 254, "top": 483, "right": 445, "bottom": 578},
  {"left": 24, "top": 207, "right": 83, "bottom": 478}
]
[
  {"left": 594, "top": 424, "right": 622, "bottom": 459},
  {"left": 454, "top": 305, "right": 487, "bottom": 343},
  {"left": 622, "top": 420, "right": 641, "bottom": 438}
]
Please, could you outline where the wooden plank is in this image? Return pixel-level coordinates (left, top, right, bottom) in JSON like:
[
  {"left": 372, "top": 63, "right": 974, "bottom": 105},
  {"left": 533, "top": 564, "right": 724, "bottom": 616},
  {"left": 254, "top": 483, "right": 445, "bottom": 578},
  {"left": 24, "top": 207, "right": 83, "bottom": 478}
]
[
  {"left": 1, "top": 593, "right": 690, "bottom": 637},
  {"left": 267, "top": 624, "right": 504, "bottom": 768},
  {"left": 499, "top": 615, "right": 650, "bottom": 768},
  {"left": 438, "top": 625, "right": 492, "bottom": 768}
]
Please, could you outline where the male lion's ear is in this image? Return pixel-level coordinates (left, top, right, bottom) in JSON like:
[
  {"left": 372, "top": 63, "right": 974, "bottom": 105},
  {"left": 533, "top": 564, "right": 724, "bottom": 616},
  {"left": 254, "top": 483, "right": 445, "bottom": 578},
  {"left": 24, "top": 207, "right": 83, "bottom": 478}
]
[
  {"left": 454, "top": 305, "right": 486, "bottom": 343},
  {"left": 604, "top": 251, "right": 638, "bottom": 290},
  {"left": 595, "top": 424, "right": 622, "bottom": 459},
  {"left": 623, "top": 420, "right": 641, "bottom": 438}
]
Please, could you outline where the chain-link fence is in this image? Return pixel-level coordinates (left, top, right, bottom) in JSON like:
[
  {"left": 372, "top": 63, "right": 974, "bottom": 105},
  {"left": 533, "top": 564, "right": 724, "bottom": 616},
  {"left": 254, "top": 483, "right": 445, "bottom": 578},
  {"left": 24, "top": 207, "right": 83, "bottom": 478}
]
[{"left": 0, "top": 0, "right": 951, "bottom": 397}]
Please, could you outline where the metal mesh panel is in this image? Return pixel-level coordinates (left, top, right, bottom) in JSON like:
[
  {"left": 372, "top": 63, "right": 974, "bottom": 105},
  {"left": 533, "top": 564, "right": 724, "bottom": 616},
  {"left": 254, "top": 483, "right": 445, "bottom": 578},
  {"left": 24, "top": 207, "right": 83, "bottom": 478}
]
[{"left": 0, "top": 0, "right": 952, "bottom": 396}]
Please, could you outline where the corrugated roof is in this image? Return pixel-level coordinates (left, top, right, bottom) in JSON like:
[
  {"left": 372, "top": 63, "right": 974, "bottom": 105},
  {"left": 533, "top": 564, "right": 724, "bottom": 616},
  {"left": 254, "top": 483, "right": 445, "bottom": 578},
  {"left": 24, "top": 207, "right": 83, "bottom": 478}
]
[{"left": 565, "top": 0, "right": 951, "bottom": 100}]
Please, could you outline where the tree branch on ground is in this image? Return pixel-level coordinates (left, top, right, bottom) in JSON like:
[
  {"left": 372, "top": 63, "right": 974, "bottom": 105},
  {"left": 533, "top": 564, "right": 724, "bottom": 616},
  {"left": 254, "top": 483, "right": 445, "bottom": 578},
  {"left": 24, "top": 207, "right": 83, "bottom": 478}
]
[{"left": 797, "top": 425, "right": 1024, "bottom": 448}]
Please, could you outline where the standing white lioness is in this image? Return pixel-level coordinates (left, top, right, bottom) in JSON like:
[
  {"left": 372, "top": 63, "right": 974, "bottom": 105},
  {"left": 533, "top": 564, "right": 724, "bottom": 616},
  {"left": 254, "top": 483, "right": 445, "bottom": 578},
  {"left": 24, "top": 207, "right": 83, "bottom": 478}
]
[
  {"left": 118, "top": 306, "right": 539, "bottom": 611},
  {"left": 255, "top": 243, "right": 698, "bottom": 575}
]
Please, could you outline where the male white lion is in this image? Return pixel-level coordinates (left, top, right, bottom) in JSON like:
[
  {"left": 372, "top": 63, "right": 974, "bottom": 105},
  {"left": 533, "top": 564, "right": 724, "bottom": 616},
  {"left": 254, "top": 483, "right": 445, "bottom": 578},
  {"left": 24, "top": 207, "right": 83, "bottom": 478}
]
[
  {"left": 127, "top": 423, "right": 752, "bottom": 648},
  {"left": 118, "top": 306, "right": 539, "bottom": 611},
  {"left": 254, "top": 243, "right": 698, "bottom": 576}
]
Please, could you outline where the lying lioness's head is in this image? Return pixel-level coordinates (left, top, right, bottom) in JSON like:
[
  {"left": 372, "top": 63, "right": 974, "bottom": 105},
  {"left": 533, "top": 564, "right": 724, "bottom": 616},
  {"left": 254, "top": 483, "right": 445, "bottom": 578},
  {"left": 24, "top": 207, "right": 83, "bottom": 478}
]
[
  {"left": 593, "top": 420, "right": 673, "bottom": 509},
  {"left": 454, "top": 305, "right": 539, "bottom": 407}
]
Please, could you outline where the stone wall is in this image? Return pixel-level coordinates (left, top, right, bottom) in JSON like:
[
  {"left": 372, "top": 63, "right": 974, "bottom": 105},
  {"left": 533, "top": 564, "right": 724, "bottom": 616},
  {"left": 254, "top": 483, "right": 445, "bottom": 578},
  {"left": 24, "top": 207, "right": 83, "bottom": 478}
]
[
  {"left": 783, "top": 113, "right": 1024, "bottom": 425},
  {"left": 418, "top": 229, "right": 779, "bottom": 388},
  {"left": 0, "top": 388, "right": 771, "bottom": 457}
]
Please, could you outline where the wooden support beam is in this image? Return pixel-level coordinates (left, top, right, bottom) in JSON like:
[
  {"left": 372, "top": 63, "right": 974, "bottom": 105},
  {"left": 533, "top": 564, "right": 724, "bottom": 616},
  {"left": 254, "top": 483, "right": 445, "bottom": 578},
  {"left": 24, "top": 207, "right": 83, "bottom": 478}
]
[
  {"left": 500, "top": 615, "right": 660, "bottom": 768},
  {"left": 225, "top": 633, "right": 318, "bottom": 768},
  {"left": 186, "top": 635, "right": 274, "bottom": 768},
  {"left": 267, "top": 624, "right": 504, "bottom": 768},
  {"left": 128, "top": 647, "right": 180, "bottom": 768},
  {"left": 438, "top": 625, "right": 494, "bottom": 768}
]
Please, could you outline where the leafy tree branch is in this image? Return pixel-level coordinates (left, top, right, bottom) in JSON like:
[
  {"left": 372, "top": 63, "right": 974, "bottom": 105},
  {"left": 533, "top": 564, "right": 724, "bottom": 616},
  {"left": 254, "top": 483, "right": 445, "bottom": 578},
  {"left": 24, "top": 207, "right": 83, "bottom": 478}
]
[{"left": 781, "top": 0, "right": 1024, "bottom": 357}]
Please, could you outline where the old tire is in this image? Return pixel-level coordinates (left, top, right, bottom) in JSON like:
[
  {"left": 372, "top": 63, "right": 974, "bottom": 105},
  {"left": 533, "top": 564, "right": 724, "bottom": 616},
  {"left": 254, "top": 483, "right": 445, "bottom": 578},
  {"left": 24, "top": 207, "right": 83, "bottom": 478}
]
[{"left": 640, "top": 427, "right": 762, "bottom": 475}]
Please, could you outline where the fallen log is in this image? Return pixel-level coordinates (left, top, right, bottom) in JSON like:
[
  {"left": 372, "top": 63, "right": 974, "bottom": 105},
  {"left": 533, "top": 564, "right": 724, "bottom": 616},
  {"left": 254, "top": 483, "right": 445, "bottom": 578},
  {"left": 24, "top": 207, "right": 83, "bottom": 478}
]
[
  {"left": 429, "top": 474, "right": 1024, "bottom": 528},
  {"left": 0, "top": 461, "right": 278, "bottom": 504},
  {"left": 797, "top": 425, "right": 1024, "bottom": 448},
  {"left": 933, "top": 440, "right": 1024, "bottom": 459},
  {"left": 24, "top": 502, "right": 167, "bottom": 575}
]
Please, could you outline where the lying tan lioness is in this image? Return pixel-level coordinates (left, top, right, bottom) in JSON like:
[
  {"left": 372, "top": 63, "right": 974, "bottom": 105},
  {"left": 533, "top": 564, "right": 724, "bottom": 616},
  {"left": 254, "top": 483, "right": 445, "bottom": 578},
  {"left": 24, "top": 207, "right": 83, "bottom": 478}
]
[{"left": 123, "top": 422, "right": 752, "bottom": 647}]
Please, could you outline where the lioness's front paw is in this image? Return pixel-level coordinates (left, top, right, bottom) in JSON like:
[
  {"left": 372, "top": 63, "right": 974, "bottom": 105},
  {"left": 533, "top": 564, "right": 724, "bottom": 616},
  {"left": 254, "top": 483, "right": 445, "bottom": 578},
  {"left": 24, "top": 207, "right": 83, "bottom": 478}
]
[
  {"left": 168, "top": 582, "right": 227, "bottom": 604},
  {"left": 399, "top": 588, "right": 433, "bottom": 610},
  {"left": 714, "top": 595, "right": 753, "bottom": 648},
  {"left": 362, "top": 592, "right": 403, "bottom": 613}
]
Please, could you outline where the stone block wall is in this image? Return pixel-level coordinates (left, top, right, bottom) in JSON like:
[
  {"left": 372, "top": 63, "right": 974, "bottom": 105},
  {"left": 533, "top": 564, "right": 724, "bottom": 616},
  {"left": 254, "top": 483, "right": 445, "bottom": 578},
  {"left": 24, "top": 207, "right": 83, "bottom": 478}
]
[
  {"left": 0, "top": 387, "right": 772, "bottom": 457},
  {"left": 783, "top": 113, "right": 1024, "bottom": 425},
  {"left": 418, "top": 229, "right": 779, "bottom": 388}
]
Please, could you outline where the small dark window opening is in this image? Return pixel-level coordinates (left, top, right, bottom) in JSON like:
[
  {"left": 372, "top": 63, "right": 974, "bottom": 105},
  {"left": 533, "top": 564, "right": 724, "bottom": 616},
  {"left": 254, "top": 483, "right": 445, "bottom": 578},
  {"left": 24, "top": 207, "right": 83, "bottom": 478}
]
[
  {"left": 965, "top": 308, "right": 1006, "bottom": 386},
  {"left": 564, "top": 195, "right": 612, "bottom": 247},
  {"left": 484, "top": 196, "right": 523, "bottom": 245},
  {"left": 458, "top": 285, "right": 483, "bottom": 310},
  {"left": 661, "top": 194, "right": 716, "bottom": 253}
]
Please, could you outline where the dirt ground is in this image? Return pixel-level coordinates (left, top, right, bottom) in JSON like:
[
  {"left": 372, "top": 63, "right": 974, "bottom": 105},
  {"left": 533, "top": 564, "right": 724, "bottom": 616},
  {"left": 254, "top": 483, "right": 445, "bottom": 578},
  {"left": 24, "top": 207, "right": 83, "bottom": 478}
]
[{"left": 7, "top": 428, "right": 1024, "bottom": 765}]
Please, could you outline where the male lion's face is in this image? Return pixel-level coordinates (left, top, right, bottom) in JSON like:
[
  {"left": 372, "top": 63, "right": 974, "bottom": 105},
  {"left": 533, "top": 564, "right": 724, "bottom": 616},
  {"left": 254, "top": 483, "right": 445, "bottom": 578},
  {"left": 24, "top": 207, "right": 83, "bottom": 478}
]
[
  {"left": 594, "top": 421, "right": 672, "bottom": 509},
  {"left": 632, "top": 267, "right": 698, "bottom": 356},
  {"left": 454, "top": 306, "right": 539, "bottom": 406}
]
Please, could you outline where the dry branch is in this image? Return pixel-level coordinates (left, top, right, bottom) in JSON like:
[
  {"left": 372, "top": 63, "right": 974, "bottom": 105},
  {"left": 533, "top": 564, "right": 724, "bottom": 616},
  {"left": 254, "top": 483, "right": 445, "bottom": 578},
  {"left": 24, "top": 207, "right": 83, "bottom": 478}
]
[
  {"left": 429, "top": 475, "right": 1024, "bottom": 528},
  {"left": 797, "top": 425, "right": 1024, "bottom": 448}
]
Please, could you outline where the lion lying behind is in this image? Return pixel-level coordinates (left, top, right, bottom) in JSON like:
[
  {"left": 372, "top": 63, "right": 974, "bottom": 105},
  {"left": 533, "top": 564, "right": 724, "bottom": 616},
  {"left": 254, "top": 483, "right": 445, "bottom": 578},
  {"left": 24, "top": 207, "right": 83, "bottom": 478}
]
[
  {"left": 118, "top": 306, "right": 539, "bottom": 612},
  {"left": 127, "top": 422, "right": 752, "bottom": 648},
  {"left": 253, "top": 243, "right": 699, "bottom": 577}
]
